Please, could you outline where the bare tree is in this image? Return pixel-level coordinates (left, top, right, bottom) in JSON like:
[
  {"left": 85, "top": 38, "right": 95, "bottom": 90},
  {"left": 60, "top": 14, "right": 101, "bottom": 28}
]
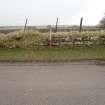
[{"left": 100, "top": 13, "right": 105, "bottom": 29}]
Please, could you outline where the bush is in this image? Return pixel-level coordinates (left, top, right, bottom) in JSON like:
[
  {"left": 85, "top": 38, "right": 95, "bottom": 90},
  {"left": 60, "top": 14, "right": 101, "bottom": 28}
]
[{"left": 0, "top": 31, "right": 105, "bottom": 48}]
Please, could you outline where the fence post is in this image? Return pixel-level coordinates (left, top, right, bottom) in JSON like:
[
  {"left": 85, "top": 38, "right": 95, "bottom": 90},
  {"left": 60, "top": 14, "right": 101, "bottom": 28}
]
[
  {"left": 55, "top": 17, "right": 58, "bottom": 33},
  {"left": 49, "top": 25, "right": 52, "bottom": 47},
  {"left": 79, "top": 17, "right": 83, "bottom": 32},
  {"left": 24, "top": 18, "right": 28, "bottom": 32}
]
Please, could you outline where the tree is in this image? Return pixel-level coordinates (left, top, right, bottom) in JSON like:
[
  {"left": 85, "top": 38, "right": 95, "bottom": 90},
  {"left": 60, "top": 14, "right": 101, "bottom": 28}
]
[{"left": 100, "top": 13, "right": 105, "bottom": 29}]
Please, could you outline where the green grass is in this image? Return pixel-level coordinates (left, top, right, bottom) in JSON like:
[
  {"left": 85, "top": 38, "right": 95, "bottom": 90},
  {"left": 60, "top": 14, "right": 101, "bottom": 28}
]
[{"left": 0, "top": 46, "right": 105, "bottom": 62}]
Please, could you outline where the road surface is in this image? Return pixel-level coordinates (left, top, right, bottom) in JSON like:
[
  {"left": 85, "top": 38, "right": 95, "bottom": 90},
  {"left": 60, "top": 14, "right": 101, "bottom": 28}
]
[{"left": 0, "top": 62, "right": 105, "bottom": 105}]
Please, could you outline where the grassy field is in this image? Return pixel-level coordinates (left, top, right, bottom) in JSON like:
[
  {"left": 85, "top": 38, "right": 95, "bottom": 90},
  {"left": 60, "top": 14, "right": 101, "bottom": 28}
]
[{"left": 0, "top": 46, "right": 105, "bottom": 62}]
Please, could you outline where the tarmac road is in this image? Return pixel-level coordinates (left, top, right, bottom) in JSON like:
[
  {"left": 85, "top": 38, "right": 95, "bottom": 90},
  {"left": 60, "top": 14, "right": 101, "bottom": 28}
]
[{"left": 0, "top": 62, "right": 105, "bottom": 105}]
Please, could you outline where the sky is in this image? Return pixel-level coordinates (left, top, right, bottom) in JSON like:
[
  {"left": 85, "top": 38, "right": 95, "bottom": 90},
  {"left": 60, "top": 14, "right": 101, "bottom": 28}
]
[{"left": 0, "top": 0, "right": 105, "bottom": 26}]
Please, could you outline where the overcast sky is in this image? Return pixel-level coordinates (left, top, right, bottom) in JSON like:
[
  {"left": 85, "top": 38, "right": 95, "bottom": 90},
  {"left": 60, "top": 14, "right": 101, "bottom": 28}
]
[{"left": 0, "top": 0, "right": 105, "bottom": 26}]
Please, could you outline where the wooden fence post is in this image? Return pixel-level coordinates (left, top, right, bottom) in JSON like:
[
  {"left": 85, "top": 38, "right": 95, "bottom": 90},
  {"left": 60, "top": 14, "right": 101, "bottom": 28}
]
[
  {"left": 55, "top": 17, "right": 58, "bottom": 33},
  {"left": 24, "top": 18, "right": 28, "bottom": 32},
  {"left": 49, "top": 25, "right": 52, "bottom": 47},
  {"left": 79, "top": 17, "right": 83, "bottom": 32}
]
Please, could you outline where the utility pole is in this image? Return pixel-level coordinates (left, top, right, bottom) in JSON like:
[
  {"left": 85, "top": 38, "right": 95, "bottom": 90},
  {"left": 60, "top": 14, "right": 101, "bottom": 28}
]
[
  {"left": 24, "top": 18, "right": 28, "bottom": 32},
  {"left": 55, "top": 17, "right": 58, "bottom": 33},
  {"left": 79, "top": 17, "right": 83, "bottom": 32}
]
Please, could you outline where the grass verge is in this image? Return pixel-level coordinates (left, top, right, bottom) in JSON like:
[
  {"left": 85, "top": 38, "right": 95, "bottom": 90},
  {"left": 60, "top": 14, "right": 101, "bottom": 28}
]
[{"left": 0, "top": 46, "right": 105, "bottom": 62}]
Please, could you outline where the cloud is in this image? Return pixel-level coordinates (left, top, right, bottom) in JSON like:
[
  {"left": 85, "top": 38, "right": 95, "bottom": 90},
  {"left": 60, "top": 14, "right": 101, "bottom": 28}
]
[{"left": 0, "top": 0, "right": 104, "bottom": 25}]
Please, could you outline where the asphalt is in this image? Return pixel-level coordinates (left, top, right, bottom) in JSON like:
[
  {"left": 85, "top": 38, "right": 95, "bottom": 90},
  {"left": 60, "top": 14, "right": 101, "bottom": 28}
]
[{"left": 0, "top": 62, "right": 105, "bottom": 105}]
